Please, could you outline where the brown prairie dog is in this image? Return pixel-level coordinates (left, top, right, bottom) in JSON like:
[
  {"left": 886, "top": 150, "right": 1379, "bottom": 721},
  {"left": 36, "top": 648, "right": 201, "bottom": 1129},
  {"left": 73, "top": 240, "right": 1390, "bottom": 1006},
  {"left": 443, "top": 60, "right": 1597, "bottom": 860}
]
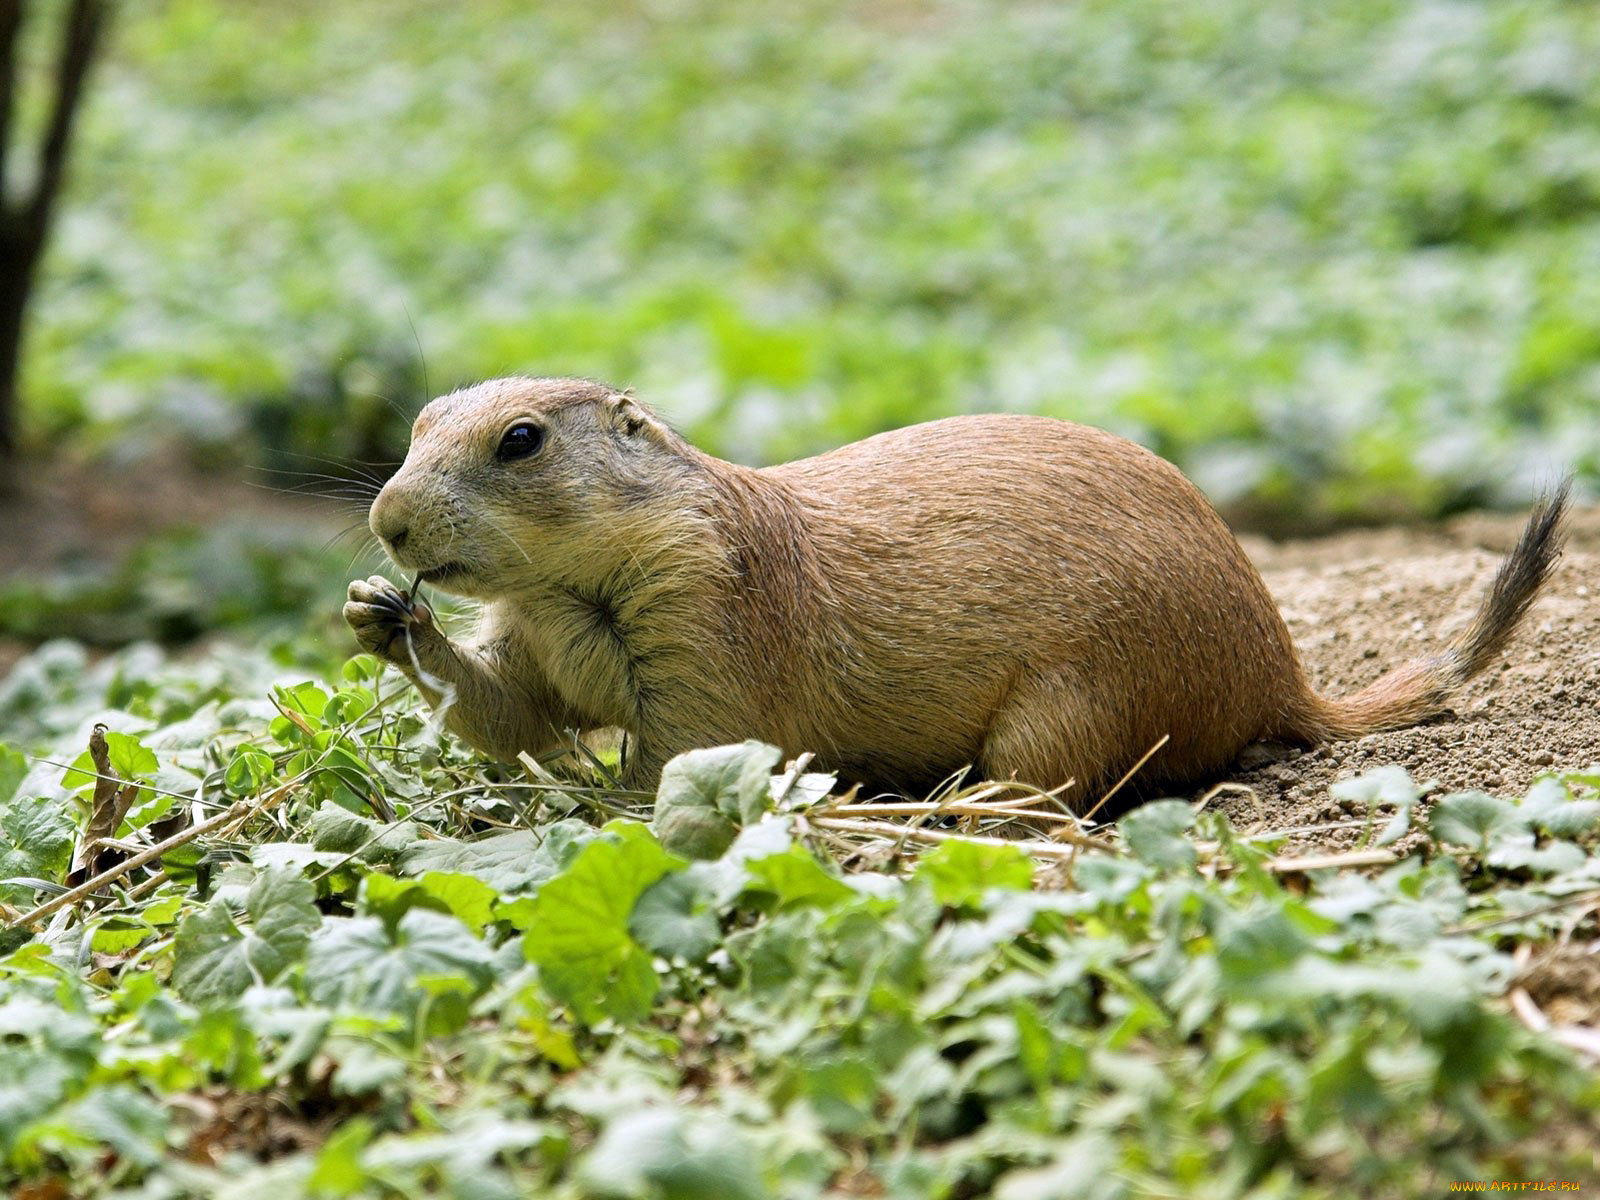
[{"left": 344, "top": 376, "right": 1566, "bottom": 810}]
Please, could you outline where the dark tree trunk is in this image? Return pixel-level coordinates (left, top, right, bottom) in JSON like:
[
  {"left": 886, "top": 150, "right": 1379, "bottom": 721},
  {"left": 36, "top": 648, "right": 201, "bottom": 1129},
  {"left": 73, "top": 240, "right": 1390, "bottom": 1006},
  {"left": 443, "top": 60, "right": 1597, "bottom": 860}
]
[
  {"left": 0, "top": 0, "right": 109, "bottom": 464},
  {"left": 0, "top": 247, "right": 31, "bottom": 460}
]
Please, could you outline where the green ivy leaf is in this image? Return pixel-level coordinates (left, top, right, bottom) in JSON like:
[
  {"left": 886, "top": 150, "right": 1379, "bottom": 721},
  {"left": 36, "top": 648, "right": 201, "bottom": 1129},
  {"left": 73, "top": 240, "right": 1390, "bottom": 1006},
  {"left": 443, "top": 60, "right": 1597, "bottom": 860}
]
[
  {"left": 630, "top": 869, "right": 722, "bottom": 962},
  {"left": 523, "top": 821, "right": 679, "bottom": 1025},
  {"left": 743, "top": 846, "right": 853, "bottom": 910},
  {"left": 400, "top": 819, "right": 596, "bottom": 893},
  {"left": 0, "top": 791, "right": 75, "bottom": 905},
  {"left": 173, "top": 867, "right": 321, "bottom": 1005},
  {"left": 362, "top": 871, "right": 498, "bottom": 935},
  {"left": 914, "top": 839, "right": 1033, "bottom": 908},
  {"left": 653, "top": 742, "right": 782, "bottom": 859},
  {"left": 1118, "top": 800, "right": 1197, "bottom": 870},
  {"left": 1428, "top": 791, "right": 1521, "bottom": 851},
  {"left": 1331, "top": 765, "right": 1422, "bottom": 847},
  {"left": 306, "top": 909, "right": 495, "bottom": 1022},
  {"left": 577, "top": 1108, "right": 767, "bottom": 1200}
]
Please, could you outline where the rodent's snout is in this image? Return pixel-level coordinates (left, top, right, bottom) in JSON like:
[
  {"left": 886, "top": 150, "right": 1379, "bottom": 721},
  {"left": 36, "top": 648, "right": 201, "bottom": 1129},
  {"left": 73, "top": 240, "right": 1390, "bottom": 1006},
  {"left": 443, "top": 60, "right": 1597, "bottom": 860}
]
[{"left": 369, "top": 483, "right": 413, "bottom": 559}]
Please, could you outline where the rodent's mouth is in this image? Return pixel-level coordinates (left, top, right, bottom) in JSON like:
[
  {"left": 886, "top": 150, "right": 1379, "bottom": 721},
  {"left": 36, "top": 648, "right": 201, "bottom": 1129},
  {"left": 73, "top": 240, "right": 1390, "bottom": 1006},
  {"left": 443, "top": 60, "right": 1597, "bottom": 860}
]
[{"left": 416, "top": 561, "right": 472, "bottom": 584}]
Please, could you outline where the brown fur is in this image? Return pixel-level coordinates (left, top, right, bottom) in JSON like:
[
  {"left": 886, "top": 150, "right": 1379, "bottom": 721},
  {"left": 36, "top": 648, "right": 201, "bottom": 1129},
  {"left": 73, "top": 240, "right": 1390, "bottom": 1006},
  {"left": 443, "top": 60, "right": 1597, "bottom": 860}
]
[{"left": 344, "top": 377, "right": 1568, "bottom": 811}]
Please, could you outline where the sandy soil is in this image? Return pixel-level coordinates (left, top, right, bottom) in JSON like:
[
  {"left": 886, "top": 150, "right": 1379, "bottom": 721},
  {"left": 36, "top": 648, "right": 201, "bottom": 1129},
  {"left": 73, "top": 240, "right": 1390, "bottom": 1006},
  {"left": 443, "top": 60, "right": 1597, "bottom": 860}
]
[{"left": 1216, "top": 504, "right": 1600, "bottom": 850}]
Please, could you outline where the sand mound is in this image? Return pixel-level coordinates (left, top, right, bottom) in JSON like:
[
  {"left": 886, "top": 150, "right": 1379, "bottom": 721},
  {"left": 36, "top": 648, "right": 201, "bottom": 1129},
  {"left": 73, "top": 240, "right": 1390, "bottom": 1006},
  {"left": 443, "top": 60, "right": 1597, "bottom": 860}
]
[{"left": 1216, "top": 505, "right": 1600, "bottom": 851}]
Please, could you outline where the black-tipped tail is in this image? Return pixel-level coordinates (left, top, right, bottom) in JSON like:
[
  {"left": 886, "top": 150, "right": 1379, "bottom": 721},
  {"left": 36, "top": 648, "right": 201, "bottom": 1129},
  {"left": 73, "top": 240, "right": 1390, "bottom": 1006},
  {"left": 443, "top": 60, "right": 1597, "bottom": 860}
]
[
  {"left": 1451, "top": 479, "right": 1570, "bottom": 679},
  {"left": 1287, "top": 482, "right": 1569, "bottom": 742}
]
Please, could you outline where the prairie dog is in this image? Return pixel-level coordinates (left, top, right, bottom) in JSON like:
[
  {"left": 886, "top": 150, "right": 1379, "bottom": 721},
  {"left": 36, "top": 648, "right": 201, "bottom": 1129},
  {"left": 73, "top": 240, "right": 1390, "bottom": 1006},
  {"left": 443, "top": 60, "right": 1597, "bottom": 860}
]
[{"left": 344, "top": 376, "right": 1566, "bottom": 809}]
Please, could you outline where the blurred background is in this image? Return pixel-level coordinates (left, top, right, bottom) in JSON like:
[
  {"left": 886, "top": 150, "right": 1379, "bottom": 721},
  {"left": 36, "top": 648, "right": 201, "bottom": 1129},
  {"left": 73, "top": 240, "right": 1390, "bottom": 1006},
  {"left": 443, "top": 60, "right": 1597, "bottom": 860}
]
[{"left": 2, "top": 0, "right": 1599, "bottom": 677}]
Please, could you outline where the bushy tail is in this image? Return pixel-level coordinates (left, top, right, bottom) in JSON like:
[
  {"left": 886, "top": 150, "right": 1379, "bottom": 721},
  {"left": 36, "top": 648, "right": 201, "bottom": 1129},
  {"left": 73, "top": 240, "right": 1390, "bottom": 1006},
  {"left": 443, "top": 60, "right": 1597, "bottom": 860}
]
[{"left": 1287, "top": 482, "right": 1570, "bottom": 742}]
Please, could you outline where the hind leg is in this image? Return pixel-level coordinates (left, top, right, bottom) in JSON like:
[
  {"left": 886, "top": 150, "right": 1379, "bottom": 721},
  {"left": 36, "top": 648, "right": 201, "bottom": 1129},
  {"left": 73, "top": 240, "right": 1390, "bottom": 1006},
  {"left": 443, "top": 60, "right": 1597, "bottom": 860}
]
[{"left": 977, "top": 671, "right": 1129, "bottom": 815}]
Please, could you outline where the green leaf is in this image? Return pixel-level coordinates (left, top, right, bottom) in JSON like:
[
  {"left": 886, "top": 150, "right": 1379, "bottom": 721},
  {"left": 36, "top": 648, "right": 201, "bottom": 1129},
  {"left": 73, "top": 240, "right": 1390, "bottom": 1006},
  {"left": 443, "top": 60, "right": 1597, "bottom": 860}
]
[
  {"left": 1330, "top": 765, "right": 1421, "bottom": 809},
  {"left": 743, "top": 846, "right": 853, "bottom": 910},
  {"left": 630, "top": 869, "right": 722, "bottom": 962},
  {"left": 523, "top": 821, "right": 678, "bottom": 1025},
  {"left": 1118, "top": 800, "right": 1197, "bottom": 870},
  {"left": 64, "top": 731, "right": 159, "bottom": 792},
  {"left": 1428, "top": 791, "right": 1521, "bottom": 850},
  {"left": 306, "top": 1116, "right": 374, "bottom": 1194},
  {"left": 0, "top": 792, "right": 74, "bottom": 904},
  {"left": 792, "top": 1054, "right": 879, "bottom": 1133},
  {"left": 1485, "top": 835, "right": 1587, "bottom": 876},
  {"left": 364, "top": 1114, "right": 551, "bottom": 1173},
  {"left": 331, "top": 1044, "right": 407, "bottom": 1097},
  {"left": 1517, "top": 778, "right": 1600, "bottom": 838},
  {"left": 173, "top": 867, "right": 321, "bottom": 1005},
  {"left": 307, "top": 800, "right": 419, "bottom": 865},
  {"left": 400, "top": 819, "right": 597, "bottom": 893},
  {"left": 914, "top": 839, "right": 1033, "bottom": 908},
  {"left": 224, "top": 746, "right": 275, "bottom": 795},
  {"left": 1331, "top": 765, "right": 1421, "bottom": 847},
  {"left": 1539, "top": 801, "right": 1600, "bottom": 838},
  {"left": 309, "top": 800, "right": 380, "bottom": 853},
  {"left": 653, "top": 802, "right": 738, "bottom": 861},
  {"left": 0, "top": 744, "right": 26, "bottom": 804},
  {"left": 0, "top": 1049, "right": 75, "bottom": 1152},
  {"left": 1216, "top": 906, "right": 1310, "bottom": 985},
  {"left": 276, "top": 681, "right": 330, "bottom": 722},
  {"left": 33, "top": 1083, "right": 171, "bottom": 1170},
  {"left": 653, "top": 742, "right": 782, "bottom": 858},
  {"left": 577, "top": 1108, "right": 767, "bottom": 1200},
  {"left": 306, "top": 909, "right": 495, "bottom": 1022},
  {"left": 362, "top": 870, "right": 498, "bottom": 935},
  {"left": 91, "top": 916, "right": 157, "bottom": 955},
  {"left": 1075, "top": 853, "right": 1148, "bottom": 903},
  {"left": 994, "top": 1133, "right": 1117, "bottom": 1200}
]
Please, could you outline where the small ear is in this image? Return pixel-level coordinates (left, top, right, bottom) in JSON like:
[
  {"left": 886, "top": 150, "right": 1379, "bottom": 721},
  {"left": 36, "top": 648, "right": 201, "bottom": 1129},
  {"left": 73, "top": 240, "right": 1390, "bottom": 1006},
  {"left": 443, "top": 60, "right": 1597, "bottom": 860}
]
[{"left": 603, "top": 390, "right": 670, "bottom": 444}]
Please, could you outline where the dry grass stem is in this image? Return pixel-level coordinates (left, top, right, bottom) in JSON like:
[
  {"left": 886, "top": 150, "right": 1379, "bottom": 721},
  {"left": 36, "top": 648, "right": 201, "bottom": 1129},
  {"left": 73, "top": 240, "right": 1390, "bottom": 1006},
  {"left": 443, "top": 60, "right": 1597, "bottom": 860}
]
[{"left": 1078, "top": 734, "right": 1170, "bottom": 824}]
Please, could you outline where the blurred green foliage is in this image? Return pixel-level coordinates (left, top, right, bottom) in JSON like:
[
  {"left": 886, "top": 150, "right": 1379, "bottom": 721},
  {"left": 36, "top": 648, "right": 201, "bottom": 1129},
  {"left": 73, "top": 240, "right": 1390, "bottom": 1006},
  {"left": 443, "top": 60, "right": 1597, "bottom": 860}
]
[
  {"left": 24, "top": 0, "right": 1600, "bottom": 523},
  {"left": 0, "top": 521, "right": 350, "bottom": 646}
]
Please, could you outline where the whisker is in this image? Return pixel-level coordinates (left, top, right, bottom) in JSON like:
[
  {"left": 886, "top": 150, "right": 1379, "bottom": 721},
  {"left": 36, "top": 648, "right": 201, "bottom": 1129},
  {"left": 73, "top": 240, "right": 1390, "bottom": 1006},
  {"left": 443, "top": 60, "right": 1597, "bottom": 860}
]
[
  {"left": 250, "top": 465, "right": 386, "bottom": 490},
  {"left": 403, "top": 302, "right": 431, "bottom": 402},
  {"left": 319, "top": 521, "right": 378, "bottom": 561},
  {"left": 247, "top": 478, "right": 381, "bottom": 501},
  {"left": 266, "top": 449, "right": 398, "bottom": 484},
  {"left": 343, "top": 535, "right": 386, "bottom": 578},
  {"left": 475, "top": 511, "right": 534, "bottom": 568}
]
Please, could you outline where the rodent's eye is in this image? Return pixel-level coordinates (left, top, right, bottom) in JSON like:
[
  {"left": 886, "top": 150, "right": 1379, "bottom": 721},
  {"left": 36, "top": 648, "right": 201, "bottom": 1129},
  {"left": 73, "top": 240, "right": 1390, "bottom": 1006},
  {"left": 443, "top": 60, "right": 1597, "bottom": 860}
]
[{"left": 496, "top": 421, "right": 545, "bottom": 462}]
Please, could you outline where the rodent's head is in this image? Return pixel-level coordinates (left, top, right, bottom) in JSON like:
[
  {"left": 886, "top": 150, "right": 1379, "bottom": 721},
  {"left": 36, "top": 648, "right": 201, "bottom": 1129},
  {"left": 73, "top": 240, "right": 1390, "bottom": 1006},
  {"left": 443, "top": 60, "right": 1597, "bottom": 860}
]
[{"left": 368, "top": 376, "right": 692, "bottom": 597}]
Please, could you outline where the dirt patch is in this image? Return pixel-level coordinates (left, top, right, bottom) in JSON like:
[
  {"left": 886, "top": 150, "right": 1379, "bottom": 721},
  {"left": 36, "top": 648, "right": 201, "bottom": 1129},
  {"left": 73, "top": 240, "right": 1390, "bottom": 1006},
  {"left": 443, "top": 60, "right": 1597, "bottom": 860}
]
[
  {"left": 0, "top": 450, "right": 349, "bottom": 675},
  {"left": 1216, "top": 506, "right": 1600, "bottom": 849},
  {"left": 1517, "top": 943, "right": 1600, "bottom": 1028},
  {"left": 0, "top": 449, "right": 346, "bottom": 582}
]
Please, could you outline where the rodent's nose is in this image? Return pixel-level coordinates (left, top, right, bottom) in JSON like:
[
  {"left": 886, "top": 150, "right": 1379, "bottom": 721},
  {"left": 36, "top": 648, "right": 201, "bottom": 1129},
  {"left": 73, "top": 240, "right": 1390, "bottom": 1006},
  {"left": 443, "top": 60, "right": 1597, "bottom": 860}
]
[
  {"left": 369, "top": 486, "right": 412, "bottom": 555},
  {"left": 373, "top": 518, "right": 409, "bottom": 553}
]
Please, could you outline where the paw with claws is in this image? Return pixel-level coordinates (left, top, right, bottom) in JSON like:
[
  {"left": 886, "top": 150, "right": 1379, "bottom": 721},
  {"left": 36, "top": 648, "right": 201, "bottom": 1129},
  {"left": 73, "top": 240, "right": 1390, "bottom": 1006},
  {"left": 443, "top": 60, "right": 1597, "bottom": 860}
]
[{"left": 344, "top": 576, "right": 439, "bottom": 664}]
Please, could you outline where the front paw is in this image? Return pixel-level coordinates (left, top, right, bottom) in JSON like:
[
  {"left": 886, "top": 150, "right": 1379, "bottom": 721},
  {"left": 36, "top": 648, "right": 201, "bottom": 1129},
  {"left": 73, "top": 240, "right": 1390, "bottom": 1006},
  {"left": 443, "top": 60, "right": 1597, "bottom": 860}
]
[{"left": 344, "top": 576, "right": 438, "bottom": 663}]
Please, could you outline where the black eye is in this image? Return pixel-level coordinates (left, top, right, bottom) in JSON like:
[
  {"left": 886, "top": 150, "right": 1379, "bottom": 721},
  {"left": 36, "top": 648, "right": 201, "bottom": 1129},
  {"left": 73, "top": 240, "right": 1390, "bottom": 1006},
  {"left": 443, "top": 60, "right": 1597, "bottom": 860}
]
[{"left": 496, "top": 422, "right": 545, "bottom": 461}]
